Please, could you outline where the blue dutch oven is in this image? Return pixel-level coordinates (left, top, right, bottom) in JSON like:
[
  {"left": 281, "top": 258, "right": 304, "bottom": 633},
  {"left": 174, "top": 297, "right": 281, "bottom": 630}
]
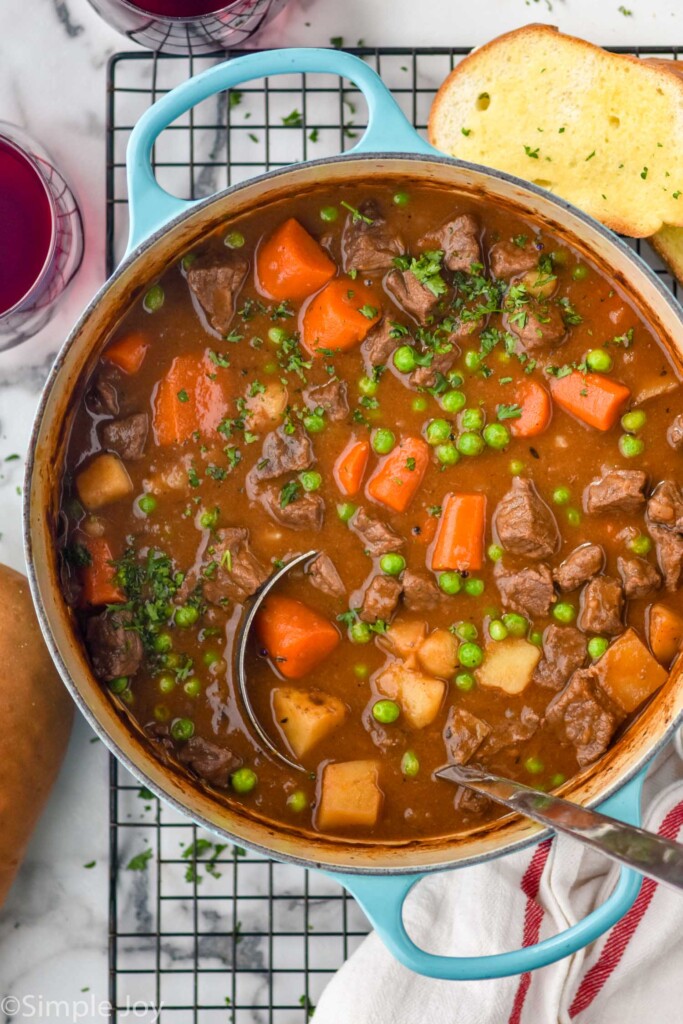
[{"left": 25, "top": 49, "right": 683, "bottom": 980}]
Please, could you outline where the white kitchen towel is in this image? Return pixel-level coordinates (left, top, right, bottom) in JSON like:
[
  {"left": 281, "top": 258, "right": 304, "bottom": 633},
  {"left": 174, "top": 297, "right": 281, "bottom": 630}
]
[{"left": 312, "top": 729, "right": 683, "bottom": 1024}]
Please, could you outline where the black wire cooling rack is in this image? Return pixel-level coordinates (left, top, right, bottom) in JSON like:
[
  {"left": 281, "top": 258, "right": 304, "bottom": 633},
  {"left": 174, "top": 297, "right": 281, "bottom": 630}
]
[{"left": 105, "top": 44, "right": 681, "bottom": 1024}]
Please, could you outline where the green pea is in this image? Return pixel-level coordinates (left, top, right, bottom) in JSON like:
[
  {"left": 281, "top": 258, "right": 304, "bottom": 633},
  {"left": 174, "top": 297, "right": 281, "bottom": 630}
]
[
  {"left": 231, "top": 767, "right": 258, "bottom": 793},
  {"left": 587, "top": 636, "right": 609, "bottom": 660},
  {"left": 550, "top": 772, "right": 566, "bottom": 788},
  {"left": 164, "top": 652, "right": 182, "bottom": 670},
  {"left": 158, "top": 673, "right": 176, "bottom": 694},
  {"left": 393, "top": 345, "right": 417, "bottom": 373},
  {"left": 304, "top": 412, "right": 325, "bottom": 434},
  {"left": 143, "top": 284, "right": 165, "bottom": 312},
  {"left": 153, "top": 703, "right": 170, "bottom": 722},
  {"left": 320, "top": 205, "right": 338, "bottom": 222},
  {"left": 353, "top": 663, "right": 369, "bottom": 679},
  {"left": 412, "top": 396, "right": 428, "bottom": 412},
  {"left": 619, "top": 433, "right": 645, "bottom": 458},
  {"left": 462, "top": 407, "right": 485, "bottom": 431},
  {"left": 483, "top": 422, "right": 510, "bottom": 450},
  {"left": 181, "top": 252, "right": 196, "bottom": 271},
  {"left": 153, "top": 632, "right": 173, "bottom": 654},
  {"left": 439, "top": 571, "right": 461, "bottom": 595},
  {"left": 393, "top": 191, "right": 410, "bottom": 207},
  {"left": 464, "top": 350, "right": 482, "bottom": 371},
  {"left": 336, "top": 501, "right": 357, "bottom": 523},
  {"left": 464, "top": 578, "right": 484, "bottom": 596},
  {"left": 299, "top": 470, "right": 322, "bottom": 492},
  {"left": 489, "top": 619, "right": 508, "bottom": 641},
  {"left": 175, "top": 604, "right": 199, "bottom": 628},
  {"left": 454, "top": 621, "right": 478, "bottom": 642},
  {"left": 586, "top": 348, "right": 613, "bottom": 373},
  {"left": 108, "top": 676, "right": 129, "bottom": 694},
  {"left": 456, "top": 432, "right": 485, "bottom": 457},
  {"left": 199, "top": 507, "right": 220, "bottom": 529},
  {"left": 372, "top": 699, "right": 400, "bottom": 724},
  {"left": 458, "top": 641, "right": 483, "bottom": 668},
  {"left": 448, "top": 372, "right": 464, "bottom": 388},
  {"left": 553, "top": 602, "right": 576, "bottom": 624},
  {"left": 566, "top": 507, "right": 581, "bottom": 526},
  {"left": 380, "top": 552, "right": 406, "bottom": 576},
  {"left": 184, "top": 678, "right": 201, "bottom": 698},
  {"left": 202, "top": 650, "right": 221, "bottom": 666},
  {"left": 441, "top": 390, "right": 466, "bottom": 414},
  {"left": 359, "top": 376, "right": 378, "bottom": 397},
  {"left": 572, "top": 264, "right": 588, "bottom": 281},
  {"left": 138, "top": 494, "right": 157, "bottom": 516},
  {"left": 401, "top": 750, "right": 420, "bottom": 776},
  {"left": 629, "top": 533, "right": 652, "bottom": 556},
  {"left": 372, "top": 428, "right": 396, "bottom": 454},
  {"left": 350, "top": 621, "right": 371, "bottom": 644},
  {"left": 529, "top": 630, "right": 543, "bottom": 647},
  {"left": 524, "top": 755, "right": 544, "bottom": 775},
  {"left": 120, "top": 688, "right": 134, "bottom": 705},
  {"left": 552, "top": 486, "right": 571, "bottom": 506},
  {"left": 509, "top": 459, "right": 525, "bottom": 476},
  {"left": 171, "top": 717, "right": 195, "bottom": 741},
  {"left": 425, "top": 418, "right": 451, "bottom": 446},
  {"left": 454, "top": 671, "right": 475, "bottom": 692},
  {"left": 287, "top": 789, "right": 308, "bottom": 812},
  {"left": 621, "top": 409, "right": 647, "bottom": 433},
  {"left": 268, "top": 326, "right": 287, "bottom": 344},
  {"left": 502, "top": 612, "right": 528, "bottom": 637},
  {"left": 436, "top": 442, "right": 460, "bottom": 466},
  {"left": 264, "top": 361, "right": 277, "bottom": 374},
  {"left": 487, "top": 543, "right": 503, "bottom": 562},
  {"left": 224, "top": 230, "right": 245, "bottom": 249}
]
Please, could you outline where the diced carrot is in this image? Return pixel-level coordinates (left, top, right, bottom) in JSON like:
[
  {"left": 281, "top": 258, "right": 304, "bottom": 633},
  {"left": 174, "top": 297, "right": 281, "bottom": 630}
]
[
  {"left": 366, "top": 437, "right": 430, "bottom": 514},
  {"left": 550, "top": 371, "right": 630, "bottom": 431},
  {"left": 256, "top": 218, "right": 335, "bottom": 302},
  {"left": 431, "top": 492, "right": 486, "bottom": 572},
  {"left": 509, "top": 378, "right": 552, "bottom": 438},
  {"left": 256, "top": 595, "right": 340, "bottom": 680},
  {"left": 334, "top": 439, "right": 370, "bottom": 496},
  {"left": 104, "top": 331, "right": 149, "bottom": 375},
  {"left": 301, "top": 278, "right": 382, "bottom": 355},
  {"left": 80, "top": 538, "right": 125, "bottom": 606},
  {"left": 152, "top": 350, "right": 232, "bottom": 446}
]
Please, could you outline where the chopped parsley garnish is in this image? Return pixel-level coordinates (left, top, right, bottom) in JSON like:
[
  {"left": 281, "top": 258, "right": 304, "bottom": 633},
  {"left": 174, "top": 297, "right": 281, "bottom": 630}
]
[
  {"left": 63, "top": 542, "right": 92, "bottom": 568},
  {"left": 341, "top": 200, "right": 374, "bottom": 225},
  {"left": 280, "top": 480, "right": 301, "bottom": 508},
  {"left": 497, "top": 403, "right": 522, "bottom": 421},
  {"left": 641, "top": 166, "right": 648, "bottom": 180},
  {"left": 389, "top": 321, "right": 409, "bottom": 339},
  {"left": 282, "top": 109, "right": 303, "bottom": 128},
  {"left": 461, "top": 127, "right": 471, "bottom": 136},
  {"left": 427, "top": 505, "right": 443, "bottom": 517},
  {"left": 524, "top": 145, "right": 540, "bottom": 159},
  {"left": 336, "top": 609, "right": 358, "bottom": 628},
  {"left": 208, "top": 350, "right": 230, "bottom": 368},
  {"left": 404, "top": 250, "right": 448, "bottom": 298},
  {"left": 558, "top": 296, "right": 583, "bottom": 325},
  {"left": 187, "top": 467, "right": 201, "bottom": 488},
  {"left": 358, "top": 304, "right": 378, "bottom": 319},
  {"left": 405, "top": 457, "right": 416, "bottom": 471},
  {"left": 308, "top": 128, "right": 319, "bottom": 143},
  {"left": 270, "top": 300, "right": 295, "bottom": 320},
  {"left": 513, "top": 235, "right": 528, "bottom": 248},
  {"left": 330, "top": 35, "right": 343, "bottom": 47},
  {"left": 177, "top": 389, "right": 189, "bottom": 403},
  {"left": 229, "top": 90, "right": 242, "bottom": 109},
  {"left": 127, "top": 848, "right": 153, "bottom": 872},
  {"left": 114, "top": 547, "right": 186, "bottom": 650}
]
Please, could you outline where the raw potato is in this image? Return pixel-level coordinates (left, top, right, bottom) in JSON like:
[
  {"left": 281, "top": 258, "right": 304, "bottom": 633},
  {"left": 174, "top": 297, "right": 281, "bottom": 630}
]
[
  {"left": 376, "top": 662, "right": 446, "bottom": 729},
  {"left": 0, "top": 564, "right": 74, "bottom": 905},
  {"left": 649, "top": 603, "right": 683, "bottom": 666},
  {"left": 417, "top": 628, "right": 458, "bottom": 679},
  {"left": 476, "top": 638, "right": 541, "bottom": 695},
  {"left": 76, "top": 453, "right": 133, "bottom": 510},
  {"left": 317, "top": 760, "right": 382, "bottom": 830},
  {"left": 383, "top": 619, "right": 427, "bottom": 663},
  {"left": 272, "top": 687, "right": 346, "bottom": 759},
  {"left": 596, "top": 627, "right": 668, "bottom": 713}
]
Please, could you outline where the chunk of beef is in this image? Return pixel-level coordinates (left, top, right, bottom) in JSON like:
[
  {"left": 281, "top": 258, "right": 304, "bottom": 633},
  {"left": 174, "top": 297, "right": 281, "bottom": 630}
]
[
  {"left": 252, "top": 425, "right": 314, "bottom": 481},
  {"left": 494, "top": 477, "right": 560, "bottom": 560},
  {"left": 260, "top": 486, "right": 325, "bottom": 531},
  {"left": 453, "top": 786, "right": 492, "bottom": 817},
  {"left": 409, "top": 345, "right": 458, "bottom": 389},
  {"left": 584, "top": 469, "right": 648, "bottom": 515},
  {"left": 617, "top": 555, "right": 661, "bottom": 599},
  {"left": 385, "top": 268, "right": 441, "bottom": 324},
  {"left": 202, "top": 527, "right": 269, "bottom": 606},
  {"left": 545, "top": 668, "right": 620, "bottom": 766},
  {"left": 359, "top": 575, "right": 403, "bottom": 623},
  {"left": 443, "top": 707, "right": 491, "bottom": 765},
  {"left": 646, "top": 481, "right": 683, "bottom": 590},
  {"left": 494, "top": 561, "right": 554, "bottom": 616},
  {"left": 533, "top": 624, "right": 586, "bottom": 691},
  {"left": 553, "top": 543, "right": 604, "bottom": 592},
  {"left": 647, "top": 479, "right": 683, "bottom": 531},
  {"left": 402, "top": 569, "right": 441, "bottom": 612},
  {"left": 307, "top": 552, "right": 345, "bottom": 599},
  {"left": 341, "top": 201, "right": 402, "bottom": 272},
  {"left": 303, "top": 378, "right": 348, "bottom": 422},
  {"left": 649, "top": 525, "right": 683, "bottom": 591},
  {"left": 422, "top": 214, "right": 481, "bottom": 272},
  {"left": 176, "top": 736, "right": 238, "bottom": 788},
  {"left": 361, "top": 318, "right": 398, "bottom": 369},
  {"left": 480, "top": 706, "right": 540, "bottom": 756},
  {"left": 101, "top": 412, "right": 148, "bottom": 462},
  {"left": 578, "top": 576, "right": 624, "bottom": 635},
  {"left": 350, "top": 507, "right": 405, "bottom": 556},
  {"left": 187, "top": 255, "right": 249, "bottom": 334},
  {"left": 489, "top": 239, "right": 539, "bottom": 279},
  {"left": 506, "top": 299, "right": 565, "bottom": 352},
  {"left": 667, "top": 414, "right": 683, "bottom": 451},
  {"left": 89, "top": 366, "right": 120, "bottom": 416},
  {"left": 86, "top": 609, "right": 143, "bottom": 681}
]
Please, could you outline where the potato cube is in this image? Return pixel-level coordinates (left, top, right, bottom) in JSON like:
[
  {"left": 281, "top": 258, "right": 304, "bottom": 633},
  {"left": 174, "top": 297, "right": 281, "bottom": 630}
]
[
  {"left": 245, "top": 380, "right": 288, "bottom": 431},
  {"left": 272, "top": 687, "right": 346, "bottom": 759},
  {"left": 595, "top": 627, "right": 668, "bottom": 713},
  {"left": 383, "top": 619, "right": 427, "bottom": 663},
  {"left": 376, "top": 662, "right": 446, "bottom": 729},
  {"left": 475, "top": 638, "right": 541, "bottom": 695},
  {"left": 649, "top": 603, "right": 683, "bottom": 667},
  {"left": 76, "top": 453, "right": 133, "bottom": 510},
  {"left": 317, "top": 760, "right": 382, "bottom": 830},
  {"left": 417, "top": 628, "right": 458, "bottom": 679}
]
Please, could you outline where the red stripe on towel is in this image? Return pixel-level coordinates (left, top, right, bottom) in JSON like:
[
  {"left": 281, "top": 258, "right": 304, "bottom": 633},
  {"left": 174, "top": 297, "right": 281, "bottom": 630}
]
[{"left": 507, "top": 838, "right": 553, "bottom": 1024}]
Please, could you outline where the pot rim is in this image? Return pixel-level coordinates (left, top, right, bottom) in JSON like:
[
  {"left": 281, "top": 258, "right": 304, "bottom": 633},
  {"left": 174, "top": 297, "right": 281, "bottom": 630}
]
[{"left": 23, "top": 149, "right": 683, "bottom": 876}]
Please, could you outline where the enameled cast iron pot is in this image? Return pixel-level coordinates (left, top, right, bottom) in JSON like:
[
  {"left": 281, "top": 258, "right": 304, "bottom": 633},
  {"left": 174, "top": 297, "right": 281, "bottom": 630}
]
[{"left": 24, "top": 49, "right": 683, "bottom": 980}]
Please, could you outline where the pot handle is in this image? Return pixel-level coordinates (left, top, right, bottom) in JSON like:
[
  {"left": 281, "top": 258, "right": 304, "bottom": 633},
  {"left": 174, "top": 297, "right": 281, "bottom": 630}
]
[
  {"left": 125, "top": 47, "right": 437, "bottom": 253},
  {"left": 326, "top": 772, "right": 645, "bottom": 980}
]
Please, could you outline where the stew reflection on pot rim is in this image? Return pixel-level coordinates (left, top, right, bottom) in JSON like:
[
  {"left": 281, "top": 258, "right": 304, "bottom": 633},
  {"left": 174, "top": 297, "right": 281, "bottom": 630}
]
[{"left": 57, "top": 179, "right": 683, "bottom": 842}]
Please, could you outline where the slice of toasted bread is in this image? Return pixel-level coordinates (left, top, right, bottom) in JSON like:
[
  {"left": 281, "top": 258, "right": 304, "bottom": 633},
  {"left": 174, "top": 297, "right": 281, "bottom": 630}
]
[
  {"left": 428, "top": 24, "right": 683, "bottom": 238},
  {"left": 650, "top": 225, "right": 683, "bottom": 283}
]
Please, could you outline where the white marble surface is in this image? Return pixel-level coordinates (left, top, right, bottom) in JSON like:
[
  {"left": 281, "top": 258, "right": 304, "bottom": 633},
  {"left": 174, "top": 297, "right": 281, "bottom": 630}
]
[{"left": 1, "top": 0, "right": 683, "bottom": 1019}]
